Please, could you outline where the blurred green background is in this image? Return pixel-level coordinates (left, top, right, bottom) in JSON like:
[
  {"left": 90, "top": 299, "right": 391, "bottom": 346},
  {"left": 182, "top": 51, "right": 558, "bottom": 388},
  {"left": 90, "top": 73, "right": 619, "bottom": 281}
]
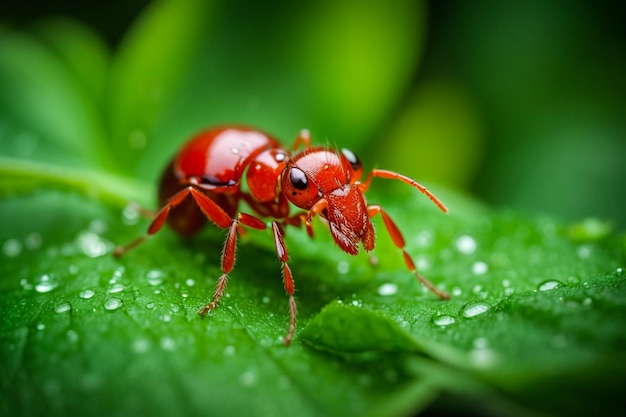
[{"left": 1, "top": 0, "right": 625, "bottom": 227}]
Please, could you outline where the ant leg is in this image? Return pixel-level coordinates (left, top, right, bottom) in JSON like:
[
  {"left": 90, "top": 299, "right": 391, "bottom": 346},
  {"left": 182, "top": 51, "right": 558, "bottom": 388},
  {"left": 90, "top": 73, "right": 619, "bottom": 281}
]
[
  {"left": 113, "top": 186, "right": 233, "bottom": 257},
  {"left": 359, "top": 169, "right": 448, "bottom": 213},
  {"left": 198, "top": 213, "right": 267, "bottom": 316},
  {"left": 368, "top": 205, "right": 450, "bottom": 300},
  {"left": 271, "top": 221, "right": 297, "bottom": 346},
  {"left": 282, "top": 212, "right": 315, "bottom": 239},
  {"left": 291, "top": 129, "right": 312, "bottom": 151}
]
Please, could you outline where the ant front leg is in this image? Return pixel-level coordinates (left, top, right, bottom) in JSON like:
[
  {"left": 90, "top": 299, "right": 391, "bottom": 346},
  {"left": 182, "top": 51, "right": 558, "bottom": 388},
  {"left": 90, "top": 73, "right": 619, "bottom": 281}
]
[
  {"left": 270, "top": 221, "right": 298, "bottom": 346},
  {"left": 113, "top": 186, "right": 233, "bottom": 256},
  {"left": 367, "top": 205, "right": 450, "bottom": 300},
  {"left": 198, "top": 213, "right": 266, "bottom": 316}
]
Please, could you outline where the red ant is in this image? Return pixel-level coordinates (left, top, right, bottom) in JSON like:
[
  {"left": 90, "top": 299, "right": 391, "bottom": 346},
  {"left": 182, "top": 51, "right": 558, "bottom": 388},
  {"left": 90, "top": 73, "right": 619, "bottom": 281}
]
[{"left": 114, "top": 126, "right": 449, "bottom": 346}]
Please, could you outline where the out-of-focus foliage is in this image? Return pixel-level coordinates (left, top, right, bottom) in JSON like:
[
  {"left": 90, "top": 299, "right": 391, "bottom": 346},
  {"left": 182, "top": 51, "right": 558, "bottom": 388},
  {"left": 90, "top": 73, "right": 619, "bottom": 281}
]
[{"left": 406, "top": 1, "right": 626, "bottom": 227}]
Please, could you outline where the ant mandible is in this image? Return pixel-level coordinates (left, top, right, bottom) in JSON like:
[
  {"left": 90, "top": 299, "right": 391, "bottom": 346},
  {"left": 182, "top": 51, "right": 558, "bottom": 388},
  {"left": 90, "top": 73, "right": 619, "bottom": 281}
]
[{"left": 114, "top": 125, "right": 449, "bottom": 346}]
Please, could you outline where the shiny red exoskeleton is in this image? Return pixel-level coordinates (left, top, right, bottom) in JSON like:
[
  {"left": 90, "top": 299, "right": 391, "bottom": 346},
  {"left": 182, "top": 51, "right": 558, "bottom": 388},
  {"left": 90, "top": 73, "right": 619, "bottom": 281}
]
[{"left": 114, "top": 126, "right": 449, "bottom": 346}]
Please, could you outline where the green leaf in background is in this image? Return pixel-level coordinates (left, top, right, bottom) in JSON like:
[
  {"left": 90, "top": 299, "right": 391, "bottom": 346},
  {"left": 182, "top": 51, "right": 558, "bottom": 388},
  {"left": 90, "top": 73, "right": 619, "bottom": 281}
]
[
  {"left": 0, "top": 24, "right": 114, "bottom": 171},
  {"left": 107, "top": 0, "right": 215, "bottom": 174}
]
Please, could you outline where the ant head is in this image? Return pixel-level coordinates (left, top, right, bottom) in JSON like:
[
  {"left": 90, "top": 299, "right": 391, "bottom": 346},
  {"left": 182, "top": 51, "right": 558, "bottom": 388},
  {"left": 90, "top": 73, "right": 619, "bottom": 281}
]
[{"left": 281, "top": 147, "right": 374, "bottom": 254}]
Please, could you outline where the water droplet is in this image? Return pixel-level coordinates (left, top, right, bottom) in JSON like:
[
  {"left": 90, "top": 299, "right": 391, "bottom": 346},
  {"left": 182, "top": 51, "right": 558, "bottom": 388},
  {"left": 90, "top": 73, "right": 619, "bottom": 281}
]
[
  {"left": 35, "top": 274, "right": 58, "bottom": 293},
  {"left": 351, "top": 299, "right": 363, "bottom": 307},
  {"left": 455, "top": 235, "right": 477, "bottom": 254},
  {"left": 616, "top": 267, "right": 623, "bottom": 274},
  {"left": 239, "top": 370, "right": 257, "bottom": 387},
  {"left": 54, "top": 302, "right": 71, "bottom": 313},
  {"left": 76, "top": 232, "right": 108, "bottom": 258},
  {"left": 104, "top": 298, "right": 122, "bottom": 311},
  {"left": 377, "top": 283, "right": 398, "bottom": 296},
  {"left": 79, "top": 289, "right": 95, "bottom": 299},
  {"left": 3, "top": 239, "right": 22, "bottom": 257},
  {"left": 147, "top": 269, "right": 165, "bottom": 286},
  {"left": 538, "top": 280, "right": 565, "bottom": 292},
  {"left": 111, "top": 267, "right": 124, "bottom": 281},
  {"left": 185, "top": 278, "right": 195, "bottom": 287},
  {"left": 37, "top": 323, "right": 45, "bottom": 331},
  {"left": 262, "top": 296, "right": 271, "bottom": 304},
  {"left": 432, "top": 314, "right": 456, "bottom": 327},
  {"left": 223, "top": 345, "right": 236, "bottom": 356},
  {"left": 472, "top": 261, "right": 488, "bottom": 275},
  {"left": 461, "top": 301, "right": 490, "bottom": 318},
  {"left": 160, "top": 314, "right": 171, "bottom": 323},
  {"left": 107, "top": 283, "right": 124, "bottom": 294},
  {"left": 451, "top": 287, "right": 463, "bottom": 296},
  {"left": 160, "top": 337, "right": 176, "bottom": 351},
  {"left": 146, "top": 302, "right": 155, "bottom": 309},
  {"left": 337, "top": 261, "right": 349, "bottom": 274},
  {"left": 20, "top": 278, "right": 33, "bottom": 291},
  {"left": 582, "top": 297, "right": 593, "bottom": 307}
]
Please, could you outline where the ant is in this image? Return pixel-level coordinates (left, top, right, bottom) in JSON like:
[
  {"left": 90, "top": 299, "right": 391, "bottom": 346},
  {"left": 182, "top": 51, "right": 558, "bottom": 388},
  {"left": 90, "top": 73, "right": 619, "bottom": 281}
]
[{"left": 114, "top": 126, "right": 448, "bottom": 346}]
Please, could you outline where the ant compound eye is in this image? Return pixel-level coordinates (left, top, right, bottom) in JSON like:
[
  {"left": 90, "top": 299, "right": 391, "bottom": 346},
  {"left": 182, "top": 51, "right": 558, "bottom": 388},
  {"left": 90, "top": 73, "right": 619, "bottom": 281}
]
[
  {"left": 289, "top": 168, "right": 308, "bottom": 191},
  {"left": 341, "top": 148, "right": 361, "bottom": 171}
]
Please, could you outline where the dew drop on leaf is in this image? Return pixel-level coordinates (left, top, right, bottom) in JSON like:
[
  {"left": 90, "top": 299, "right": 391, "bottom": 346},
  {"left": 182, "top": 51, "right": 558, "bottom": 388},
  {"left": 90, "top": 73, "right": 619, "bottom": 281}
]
[
  {"left": 146, "top": 269, "right": 165, "bottom": 286},
  {"left": 377, "top": 283, "right": 398, "bottom": 296},
  {"left": 107, "top": 283, "right": 125, "bottom": 294},
  {"left": 54, "top": 302, "right": 71, "bottom": 314},
  {"left": 79, "top": 289, "right": 95, "bottom": 299},
  {"left": 76, "top": 231, "right": 109, "bottom": 258},
  {"left": 538, "top": 280, "right": 565, "bottom": 292},
  {"left": 461, "top": 301, "right": 490, "bottom": 318},
  {"left": 471, "top": 261, "right": 488, "bottom": 275},
  {"left": 455, "top": 235, "right": 477, "bottom": 254},
  {"left": 351, "top": 299, "right": 363, "bottom": 307},
  {"left": 104, "top": 298, "right": 122, "bottom": 311},
  {"left": 35, "top": 274, "right": 58, "bottom": 293},
  {"left": 432, "top": 314, "right": 456, "bottom": 327}
]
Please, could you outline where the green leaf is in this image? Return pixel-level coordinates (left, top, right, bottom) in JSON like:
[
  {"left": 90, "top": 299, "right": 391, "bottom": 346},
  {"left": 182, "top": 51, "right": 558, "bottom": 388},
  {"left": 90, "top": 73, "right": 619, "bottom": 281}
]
[
  {"left": 1, "top": 186, "right": 624, "bottom": 417},
  {"left": 107, "top": 0, "right": 215, "bottom": 173},
  {"left": 0, "top": 26, "right": 115, "bottom": 171}
]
